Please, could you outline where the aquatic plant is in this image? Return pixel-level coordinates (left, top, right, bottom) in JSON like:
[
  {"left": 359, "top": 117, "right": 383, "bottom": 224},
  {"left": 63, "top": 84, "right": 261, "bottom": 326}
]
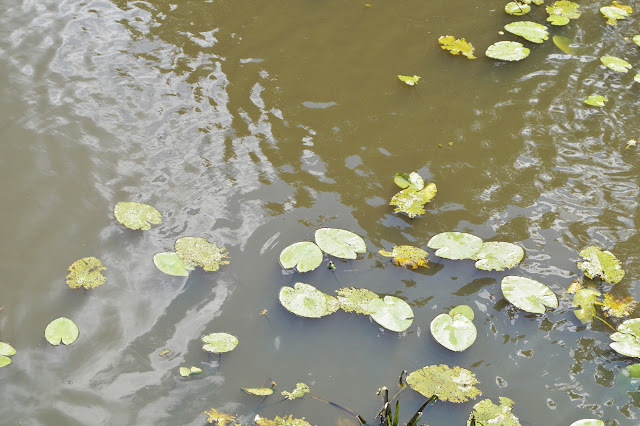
[
  {"left": 438, "top": 35, "right": 476, "bottom": 59},
  {"left": 577, "top": 246, "right": 625, "bottom": 284},
  {"left": 153, "top": 252, "right": 194, "bottom": 276},
  {"left": 501, "top": 276, "right": 558, "bottom": 314},
  {"left": 397, "top": 75, "right": 421, "bottom": 86},
  {"left": 467, "top": 397, "right": 521, "bottom": 426},
  {"left": 279, "top": 241, "right": 323, "bottom": 273},
  {"left": 66, "top": 256, "right": 106, "bottom": 289},
  {"left": 430, "top": 305, "right": 477, "bottom": 351},
  {"left": 485, "top": 41, "right": 530, "bottom": 61},
  {"left": 45, "top": 317, "right": 79, "bottom": 346},
  {"left": 201, "top": 332, "right": 238, "bottom": 354},
  {"left": 407, "top": 364, "right": 481, "bottom": 403},
  {"left": 315, "top": 228, "right": 366, "bottom": 259},
  {"left": 0, "top": 342, "right": 16, "bottom": 368},
  {"left": 175, "top": 237, "right": 230, "bottom": 272},
  {"left": 179, "top": 366, "right": 203, "bottom": 377},
  {"left": 379, "top": 245, "right": 429, "bottom": 269},
  {"left": 113, "top": 201, "right": 161, "bottom": 230},
  {"left": 504, "top": 21, "right": 549, "bottom": 43},
  {"left": 389, "top": 172, "right": 437, "bottom": 218}
]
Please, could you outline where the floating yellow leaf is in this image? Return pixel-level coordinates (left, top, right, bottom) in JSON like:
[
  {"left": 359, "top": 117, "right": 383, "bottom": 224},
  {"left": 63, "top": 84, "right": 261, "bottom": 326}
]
[
  {"left": 438, "top": 35, "right": 476, "bottom": 59},
  {"left": 602, "top": 294, "right": 637, "bottom": 318},
  {"left": 159, "top": 349, "right": 170, "bottom": 357},
  {"left": 398, "top": 75, "right": 421, "bottom": 86},
  {"left": 600, "top": 1, "right": 632, "bottom": 25},
  {"left": 202, "top": 408, "right": 236, "bottom": 425},
  {"left": 66, "top": 257, "right": 106, "bottom": 290},
  {"left": 567, "top": 278, "right": 583, "bottom": 294},
  {"left": 379, "top": 245, "right": 429, "bottom": 269}
]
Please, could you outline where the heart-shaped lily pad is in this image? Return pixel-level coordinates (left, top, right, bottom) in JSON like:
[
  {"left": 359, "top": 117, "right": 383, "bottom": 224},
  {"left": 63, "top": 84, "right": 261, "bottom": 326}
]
[
  {"left": 577, "top": 246, "right": 624, "bottom": 284},
  {"left": 601, "top": 56, "right": 632, "bottom": 73},
  {"left": 431, "top": 307, "right": 477, "bottom": 352},
  {"left": 501, "top": 276, "right": 558, "bottom": 313},
  {"left": 201, "top": 332, "right": 238, "bottom": 354},
  {"left": 0, "top": 342, "right": 16, "bottom": 368},
  {"left": 610, "top": 318, "right": 640, "bottom": 357},
  {"left": 473, "top": 242, "right": 524, "bottom": 271},
  {"left": 427, "top": 232, "right": 483, "bottom": 260},
  {"left": 114, "top": 201, "right": 162, "bottom": 230},
  {"left": 504, "top": 21, "right": 548, "bottom": 43},
  {"left": 407, "top": 364, "right": 481, "bottom": 403},
  {"left": 315, "top": 228, "right": 366, "bottom": 259},
  {"left": 175, "top": 237, "right": 230, "bottom": 272},
  {"left": 394, "top": 172, "right": 424, "bottom": 190},
  {"left": 66, "top": 256, "right": 106, "bottom": 289},
  {"left": 153, "top": 252, "right": 195, "bottom": 276},
  {"left": 242, "top": 387, "right": 274, "bottom": 396},
  {"left": 45, "top": 317, "right": 79, "bottom": 346},
  {"left": 368, "top": 296, "right": 414, "bottom": 332},
  {"left": 279, "top": 241, "right": 323, "bottom": 273},
  {"left": 485, "top": 41, "right": 530, "bottom": 61},
  {"left": 467, "top": 397, "right": 520, "bottom": 426},
  {"left": 279, "top": 282, "right": 339, "bottom": 318},
  {"left": 179, "top": 366, "right": 203, "bottom": 377},
  {"left": 336, "top": 287, "right": 379, "bottom": 315}
]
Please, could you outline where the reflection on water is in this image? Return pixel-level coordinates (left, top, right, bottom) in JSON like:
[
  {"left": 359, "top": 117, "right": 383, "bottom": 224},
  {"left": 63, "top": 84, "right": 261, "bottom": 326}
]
[{"left": 1, "top": 0, "right": 639, "bottom": 424}]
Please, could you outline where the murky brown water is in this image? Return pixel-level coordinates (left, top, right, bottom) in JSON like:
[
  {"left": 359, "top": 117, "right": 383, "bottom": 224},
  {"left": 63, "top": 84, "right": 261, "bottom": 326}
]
[{"left": 1, "top": 0, "right": 640, "bottom": 424}]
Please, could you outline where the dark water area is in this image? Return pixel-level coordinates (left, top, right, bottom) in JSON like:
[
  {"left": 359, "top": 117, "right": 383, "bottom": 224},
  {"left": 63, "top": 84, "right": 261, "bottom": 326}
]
[{"left": 1, "top": 0, "right": 640, "bottom": 424}]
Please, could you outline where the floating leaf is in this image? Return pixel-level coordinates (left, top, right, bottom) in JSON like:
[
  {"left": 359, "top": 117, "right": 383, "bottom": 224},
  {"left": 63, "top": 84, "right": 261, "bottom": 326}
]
[
  {"left": 635, "top": 74, "right": 640, "bottom": 83},
  {"left": 430, "top": 307, "right": 477, "bottom": 352},
  {"left": 0, "top": 342, "right": 16, "bottom": 368},
  {"left": 153, "top": 252, "right": 195, "bottom": 277},
  {"left": 45, "top": 317, "right": 79, "bottom": 346},
  {"left": 66, "top": 256, "right": 106, "bottom": 289},
  {"left": 179, "top": 366, "right": 203, "bottom": 377},
  {"left": 368, "top": 296, "right": 414, "bottom": 332},
  {"left": 552, "top": 35, "right": 576, "bottom": 54},
  {"left": 634, "top": 35, "right": 640, "bottom": 46},
  {"left": 279, "top": 241, "right": 323, "bottom": 273},
  {"left": 438, "top": 35, "right": 477, "bottom": 59},
  {"left": 113, "top": 201, "right": 162, "bottom": 230},
  {"left": 570, "top": 421, "right": 605, "bottom": 426},
  {"left": 584, "top": 95, "right": 607, "bottom": 107},
  {"left": 485, "top": 41, "right": 530, "bottom": 61},
  {"left": 572, "top": 288, "right": 601, "bottom": 324},
  {"left": 201, "top": 332, "right": 238, "bottom": 354},
  {"left": 202, "top": 408, "right": 236, "bottom": 425},
  {"left": 175, "top": 237, "right": 230, "bottom": 272},
  {"left": 615, "top": 363, "right": 640, "bottom": 395},
  {"left": 567, "top": 278, "right": 583, "bottom": 294},
  {"left": 398, "top": 75, "right": 421, "bottom": 86},
  {"left": 427, "top": 232, "right": 483, "bottom": 260},
  {"left": 407, "top": 364, "right": 481, "bottom": 403},
  {"left": 279, "top": 282, "right": 338, "bottom": 318},
  {"left": 282, "top": 382, "right": 310, "bottom": 400},
  {"left": 600, "top": 56, "right": 632, "bottom": 73},
  {"left": 450, "top": 305, "right": 474, "bottom": 320},
  {"left": 505, "top": 2, "right": 531, "bottom": 15},
  {"left": 242, "top": 387, "right": 274, "bottom": 396},
  {"left": 390, "top": 183, "right": 437, "bottom": 218},
  {"left": 546, "top": 1, "right": 580, "bottom": 25},
  {"left": 504, "top": 21, "right": 549, "bottom": 43},
  {"left": 611, "top": 318, "right": 640, "bottom": 357},
  {"left": 501, "top": 276, "right": 558, "bottom": 313},
  {"left": 577, "top": 246, "right": 624, "bottom": 283},
  {"left": 394, "top": 172, "right": 425, "bottom": 190},
  {"left": 336, "top": 287, "right": 379, "bottom": 315},
  {"left": 379, "top": 245, "right": 429, "bottom": 269},
  {"left": 314, "top": 228, "right": 366, "bottom": 259},
  {"left": 602, "top": 294, "right": 637, "bottom": 318},
  {"left": 472, "top": 242, "right": 524, "bottom": 271},
  {"left": 600, "top": 2, "right": 632, "bottom": 25},
  {"left": 256, "top": 415, "right": 312, "bottom": 426},
  {"left": 467, "top": 397, "right": 521, "bottom": 426}
]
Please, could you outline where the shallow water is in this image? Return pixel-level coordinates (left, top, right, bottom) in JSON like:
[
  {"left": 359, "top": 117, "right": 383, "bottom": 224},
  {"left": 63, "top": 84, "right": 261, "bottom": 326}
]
[{"left": 1, "top": 0, "right": 639, "bottom": 424}]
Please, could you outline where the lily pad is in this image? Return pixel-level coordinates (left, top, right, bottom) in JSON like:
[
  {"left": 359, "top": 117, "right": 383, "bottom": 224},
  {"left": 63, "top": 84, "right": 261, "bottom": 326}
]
[
  {"left": 282, "top": 382, "right": 310, "bottom": 400},
  {"left": 279, "top": 282, "right": 338, "bottom": 318},
  {"left": 113, "top": 201, "right": 162, "bottom": 230},
  {"left": 242, "top": 387, "right": 274, "bottom": 396},
  {"left": 336, "top": 287, "right": 379, "bottom": 315},
  {"left": 615, "top": 363, "right": 640, "bottom": 395},
  {"left": 504, "top": 21, "right": 549, "bottom": 43},
  {"left": 602, "top": 293, "right": 637, "bottom": 318},
  {"left": 473, "top": 242, "right": 525, "bottom": 271},
  {"left": 600, "top": 2, "right": 632, "bottom": 25},
  {"left": 552, "top": 35, "right": 576, "bottom": 54},
  {"left": 584, "top": 95, "right": 607, "bottom": 107},
  {"left": 202, "top": 409, "right": 236, "bottom": 425},
  {"left": 279, "top": 241, "right": 323, "bottom": 273},
  {"left": 407, "top": 364, "right": 481, "bottom": 403},
  {"left": 572, "top": 288, "right": 601, "bottom": 324},
  {"left": 0, "top": 342, "right": 16, "bottom": 368},
  {"left": 256, "top": 415, "right": 312, "bottom": 426},
  {"left": 438, "top": 35, "right": 477, "bottom": 59},
  {"left": 314, "top": 228, "right": 366, "bottom": 259},
  {"left": 570, "top": 421, "right": 605, "bottom": 426},
  {"left": 430, "top": 307, "right": 477, "bottom": 352},
  {"left": 633, "top": 35, "right": 640, "bottom": 46},
  {"left": 390, "top": 184, "right": 437, "bottom": 218},
  {"left": 368, "top": 296, "right": 414, "bottom": 332},
  {"left": 179, "top": 366, "right": 203, "bottom": 377},
  {"left": 175, "top": 237, "right": 230, "bottom": 272},
  {"left": 467, "top": 397, "right": 521, "bottom": 426},
  {"left": 505, "top": 2, "right": 531, "bottom": 15},
  {"left": 201, "top": 332, "right": 238, "bottom": 354},
  {"left": 635, "top": 74, "right": 640, "bottom": 83},
  {"left": 394, "top": 172, "right": 425, "bottom": 190},
  {"left": 45, "top": 317, "right": 79, "bottom": 346},
  {"left": 379, "top": 245, "right": 429, "bottom": 269},
  {"left": 66, "top": 256, "right": 106, "bottom": 289},
  {"left": 610, "top": 318, "right": 640, "bottom": 357},
  {"left": 577, "top": 246, "right": 624, "bottom": 283},
  {"left": 501, "top": 276, "right": 558, "bottom": 313},
  {"left": 601, "top": 56, "right": 632, "bottom": 73},
  {"left": 450, "top": 305, "right": 474, "bottom": 320},
  {"left": 485, "top": 41, "right": 530, "bottom": 61},
  {"left": 546, "top": 1, "right": 580, "bottom": 25},
  {"left": 427, "top": 232, "right": 483, "bottom": 260},
  {"left": 153, "top": 252, "right": 195, "bottom": 276},
  {"left": 398, "top": 75, "right": 420, "bottom": 86}
]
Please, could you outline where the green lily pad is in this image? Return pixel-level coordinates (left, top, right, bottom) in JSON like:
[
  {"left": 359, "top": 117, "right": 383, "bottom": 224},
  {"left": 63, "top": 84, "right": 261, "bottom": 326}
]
[
  {"left": 552, "top": 35, "right": 576, "bottom": 54},
  {"left": 570, "top": 421, "right": 605, "bottom": 426},
  {"left": 368, "top": 296, "right": 414, "bottom": 332},
  {"left": 202, "top": 409, "right": 236, "bottom": 425},
  {"left": 175, "top": 237, "right": 230, "bottom": 272},
  {"left": 610, "top": 318, "right": 640, "bottom": 357},
  {"left": 430, "top": 308, "right": 477, "bottom": 352},
  {"left": 201, "top": 332, "right": 238, "bottom": 354},
  {"left": 279, "top": 282, "right": 338, "bottom": 318},
  {"left": 314, "top": 228, "right": 366, "bottom": 259},
  {"left": 394, "top": 172, "right": 425, "bottom": 190},
  {"left": 547, "top": 15, "right": 570, "bottom": 25},
  {"left": 635, "top": 74, "right": 640, "bottom": 83},
  {"left": 505, "top": 2, "right": 531, "bottom": 15},
  {"left": 601, "top": 56, "right": 632, "bottom": 73},
  {"left": 279, "top": 241, "right": 323, "bottom": 273},
  {"left": 438, "top": 35, "right": 477, "bottom": 59},
  {"left": 572, "top": 288, "right": 601, "bottom": 324},
  {"left": 584, "top": 95, "right": 607, "bottom": 107},
  {"left": 336, "top": 287, "right": 379, "bottom": 315},
  {"left": 504, "top": 21, "right": 549, "bottom": 43},
  {"left": 45, "top": 317, "right": 79, "bottom": 346},
  {"left": 0, "top": 356, "right": 11, "bottom": 368},
  {"left": 473, "top": 242, "right": 525, "bottom": 271},
  {"left": 615, "top": 363, "right": 640, "bottom": 395},
  {"left": 546, "top": 0, "right": 580, "bottom": 25},
  {"left": 577, "top": 246, "right": 624, "bottom": 284},
  {"left": 398, "top": 75, "right": 421, "bottom": 86},
  {"left": 281, "top": 382, "right": 310, "bottom": 400},
  {"left": 427, "top": 232, "right": 483, "bottom": 260},
  {"left": 379, "top": 245, "right": 429, "bottom": 269},
  {"left": 180, "top": 366, "right": 203, "bottom": 377},
  {"left": 501, "top": 276, "right": 558, "bottom": 313},
  {"left": 66, "top": 256, "right": 106, "bottom": 289},
  {"left": 467, "top": 397, "right": 521, "bottom": 426},
  {"left": 255, "top": 415, "right": 312, "bottom": 426},
  {"left": 407, "top": 364, "right": 481, "bottom": 403},
  {"left": 153, "top": 252, "right": 195, "bottom": 276},
  {"left": 390, "top": 183, "right": 437, "bottom": 218},
  {"left": 485, "top": 41, "right": 530, "bottom": 61},
  {"left": 633, "top": 35, "right": 640, "bottom": 46},
  {"left": 450, "top": 305, "right": 474, "bottom": 320},
  {"left": 0, "top": 342, "right": 16, "bottom": 368},
  {"left": 113, "top": 201, "right": 162, "bottom": 230},
  {"left": 600, "top": 2, "right": 631, "bottom": 26},
  {"left": 242, "top": 387, "right": 275, "bottom": 396}
]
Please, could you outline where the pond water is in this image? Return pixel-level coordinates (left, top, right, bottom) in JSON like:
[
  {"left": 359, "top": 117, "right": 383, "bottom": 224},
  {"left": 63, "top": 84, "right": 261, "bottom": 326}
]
[{"left": 1, "top": 0, "right": 640, "bottom": 425}]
